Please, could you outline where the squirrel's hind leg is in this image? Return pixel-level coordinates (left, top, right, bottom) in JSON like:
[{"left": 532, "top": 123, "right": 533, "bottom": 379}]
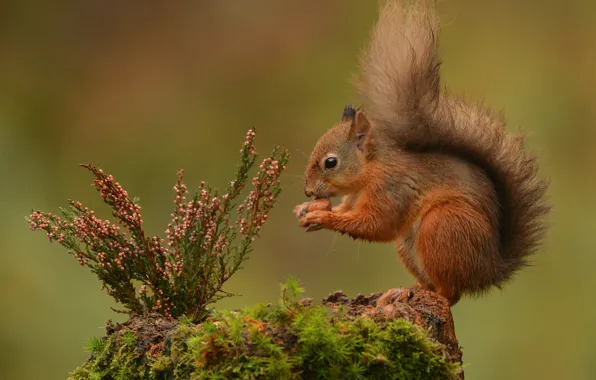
[{"left": 415, "top": 197, "right": 499, "bottom": 306}]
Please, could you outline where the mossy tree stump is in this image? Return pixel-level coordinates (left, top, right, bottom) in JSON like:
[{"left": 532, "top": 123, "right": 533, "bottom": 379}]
[{"left": 70, "top": 287, "right": 463, "bottom": 379}]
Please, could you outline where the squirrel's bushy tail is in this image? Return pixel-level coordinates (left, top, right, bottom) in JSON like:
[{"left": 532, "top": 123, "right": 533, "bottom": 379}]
[
  {"left": 355, "top": 0, "right": 549, "bottom": 280},
  {"left": 355, "top": 0, "right": 441, "bottom": 129}
]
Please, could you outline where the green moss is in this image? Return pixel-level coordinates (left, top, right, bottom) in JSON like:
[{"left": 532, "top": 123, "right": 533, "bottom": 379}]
[
  {"left": 84, "top": 337, "right": 106, "bottom": 355},
  {"left": 71, "top": 328, "right": 149, "bottom": 380},
  {"left": 69, "top": 293, "right": 461, "bottom": 380}
]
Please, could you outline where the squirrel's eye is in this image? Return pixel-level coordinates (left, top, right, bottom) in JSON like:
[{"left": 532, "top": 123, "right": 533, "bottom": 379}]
[{"left": 324, "top": 157, "right": 338, "bottom": 169}]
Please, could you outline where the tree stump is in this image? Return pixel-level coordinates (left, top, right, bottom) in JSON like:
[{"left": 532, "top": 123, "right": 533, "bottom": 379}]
[{"left": 70, "top": 287, "right": 463, "bottom": 379}]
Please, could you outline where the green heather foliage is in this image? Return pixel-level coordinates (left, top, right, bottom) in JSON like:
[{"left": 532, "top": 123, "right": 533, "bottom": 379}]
[
  {"left": 28, "top": 129, "right": 289, "bottom": 321},
  {"left": 70, "top": 280, "right": 461, "bottom": 380}
]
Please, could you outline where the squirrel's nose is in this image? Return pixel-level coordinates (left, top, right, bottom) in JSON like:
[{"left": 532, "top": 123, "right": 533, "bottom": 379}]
[{"left": 305, "top": 189, "right": 314, "bottom": 197}]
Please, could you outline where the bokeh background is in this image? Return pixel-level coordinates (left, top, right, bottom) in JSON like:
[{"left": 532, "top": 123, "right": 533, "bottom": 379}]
[{"left": 1, "top": 0, "right": 595, "bottom": 379}]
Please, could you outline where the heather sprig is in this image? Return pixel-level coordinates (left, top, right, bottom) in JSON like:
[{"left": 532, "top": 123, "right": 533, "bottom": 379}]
[{"left": 28, "top": 129, "right": 289, "bottom": 321}]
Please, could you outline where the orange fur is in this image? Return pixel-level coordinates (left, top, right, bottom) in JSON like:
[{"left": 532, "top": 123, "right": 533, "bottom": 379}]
[
  {"left": 297, "top": 0, "right": 549, "bottom": 306},
  {"left": 415, "top": 189, "right": 500, "bottom": 304}
]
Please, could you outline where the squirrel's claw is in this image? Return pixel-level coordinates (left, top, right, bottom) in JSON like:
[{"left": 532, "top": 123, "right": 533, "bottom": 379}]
[{"left": 305, "top": 224, "right": 323, "bottom": 232}]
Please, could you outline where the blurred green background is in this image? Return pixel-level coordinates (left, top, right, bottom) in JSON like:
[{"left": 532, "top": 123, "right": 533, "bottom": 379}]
[{"left": 1, "top": 0, "right": 595, "bottom": 379}]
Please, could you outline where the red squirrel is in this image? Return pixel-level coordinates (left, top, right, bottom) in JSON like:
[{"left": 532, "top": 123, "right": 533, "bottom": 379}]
[{"left": 294, "top": 0, "right": 549, "bottom": 306}]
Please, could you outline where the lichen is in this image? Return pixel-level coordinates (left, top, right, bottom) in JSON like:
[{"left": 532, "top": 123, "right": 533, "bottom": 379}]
[{"left": 69, "top": 287, "right": 462, "bottom": 380}]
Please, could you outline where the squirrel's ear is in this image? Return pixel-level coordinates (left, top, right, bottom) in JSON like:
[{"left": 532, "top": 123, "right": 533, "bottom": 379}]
[{"left": 348, "top": 110, "right": 374, "bottom": 154}]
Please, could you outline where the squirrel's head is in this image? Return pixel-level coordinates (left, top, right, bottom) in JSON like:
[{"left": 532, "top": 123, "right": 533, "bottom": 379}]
[{"left": 304, "top": 106, "right": 374, "bottom": 198}]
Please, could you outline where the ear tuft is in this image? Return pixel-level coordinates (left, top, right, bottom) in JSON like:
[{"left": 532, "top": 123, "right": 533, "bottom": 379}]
[
  {"left": 342, "top": 105, "right": 357, "bottom": 121},
  {"left": 349, "top": 110, "right": 374, "bottom": 153}
]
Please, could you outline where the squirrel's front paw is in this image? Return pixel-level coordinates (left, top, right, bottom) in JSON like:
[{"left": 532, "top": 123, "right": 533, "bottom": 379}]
[
  {"left": 300, "top": 210, "right": 332, "bottom": 230},
  {"left": 293, "top": 198, "right": 332, "bottom": 219},
  {"left": 293, "top": 201, "right": 312, "bottom": 219}
]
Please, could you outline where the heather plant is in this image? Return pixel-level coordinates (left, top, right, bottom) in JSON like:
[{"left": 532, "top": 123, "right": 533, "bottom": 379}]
[{"left": 28, "top": 129, "right": 289, "bottom": 321}]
